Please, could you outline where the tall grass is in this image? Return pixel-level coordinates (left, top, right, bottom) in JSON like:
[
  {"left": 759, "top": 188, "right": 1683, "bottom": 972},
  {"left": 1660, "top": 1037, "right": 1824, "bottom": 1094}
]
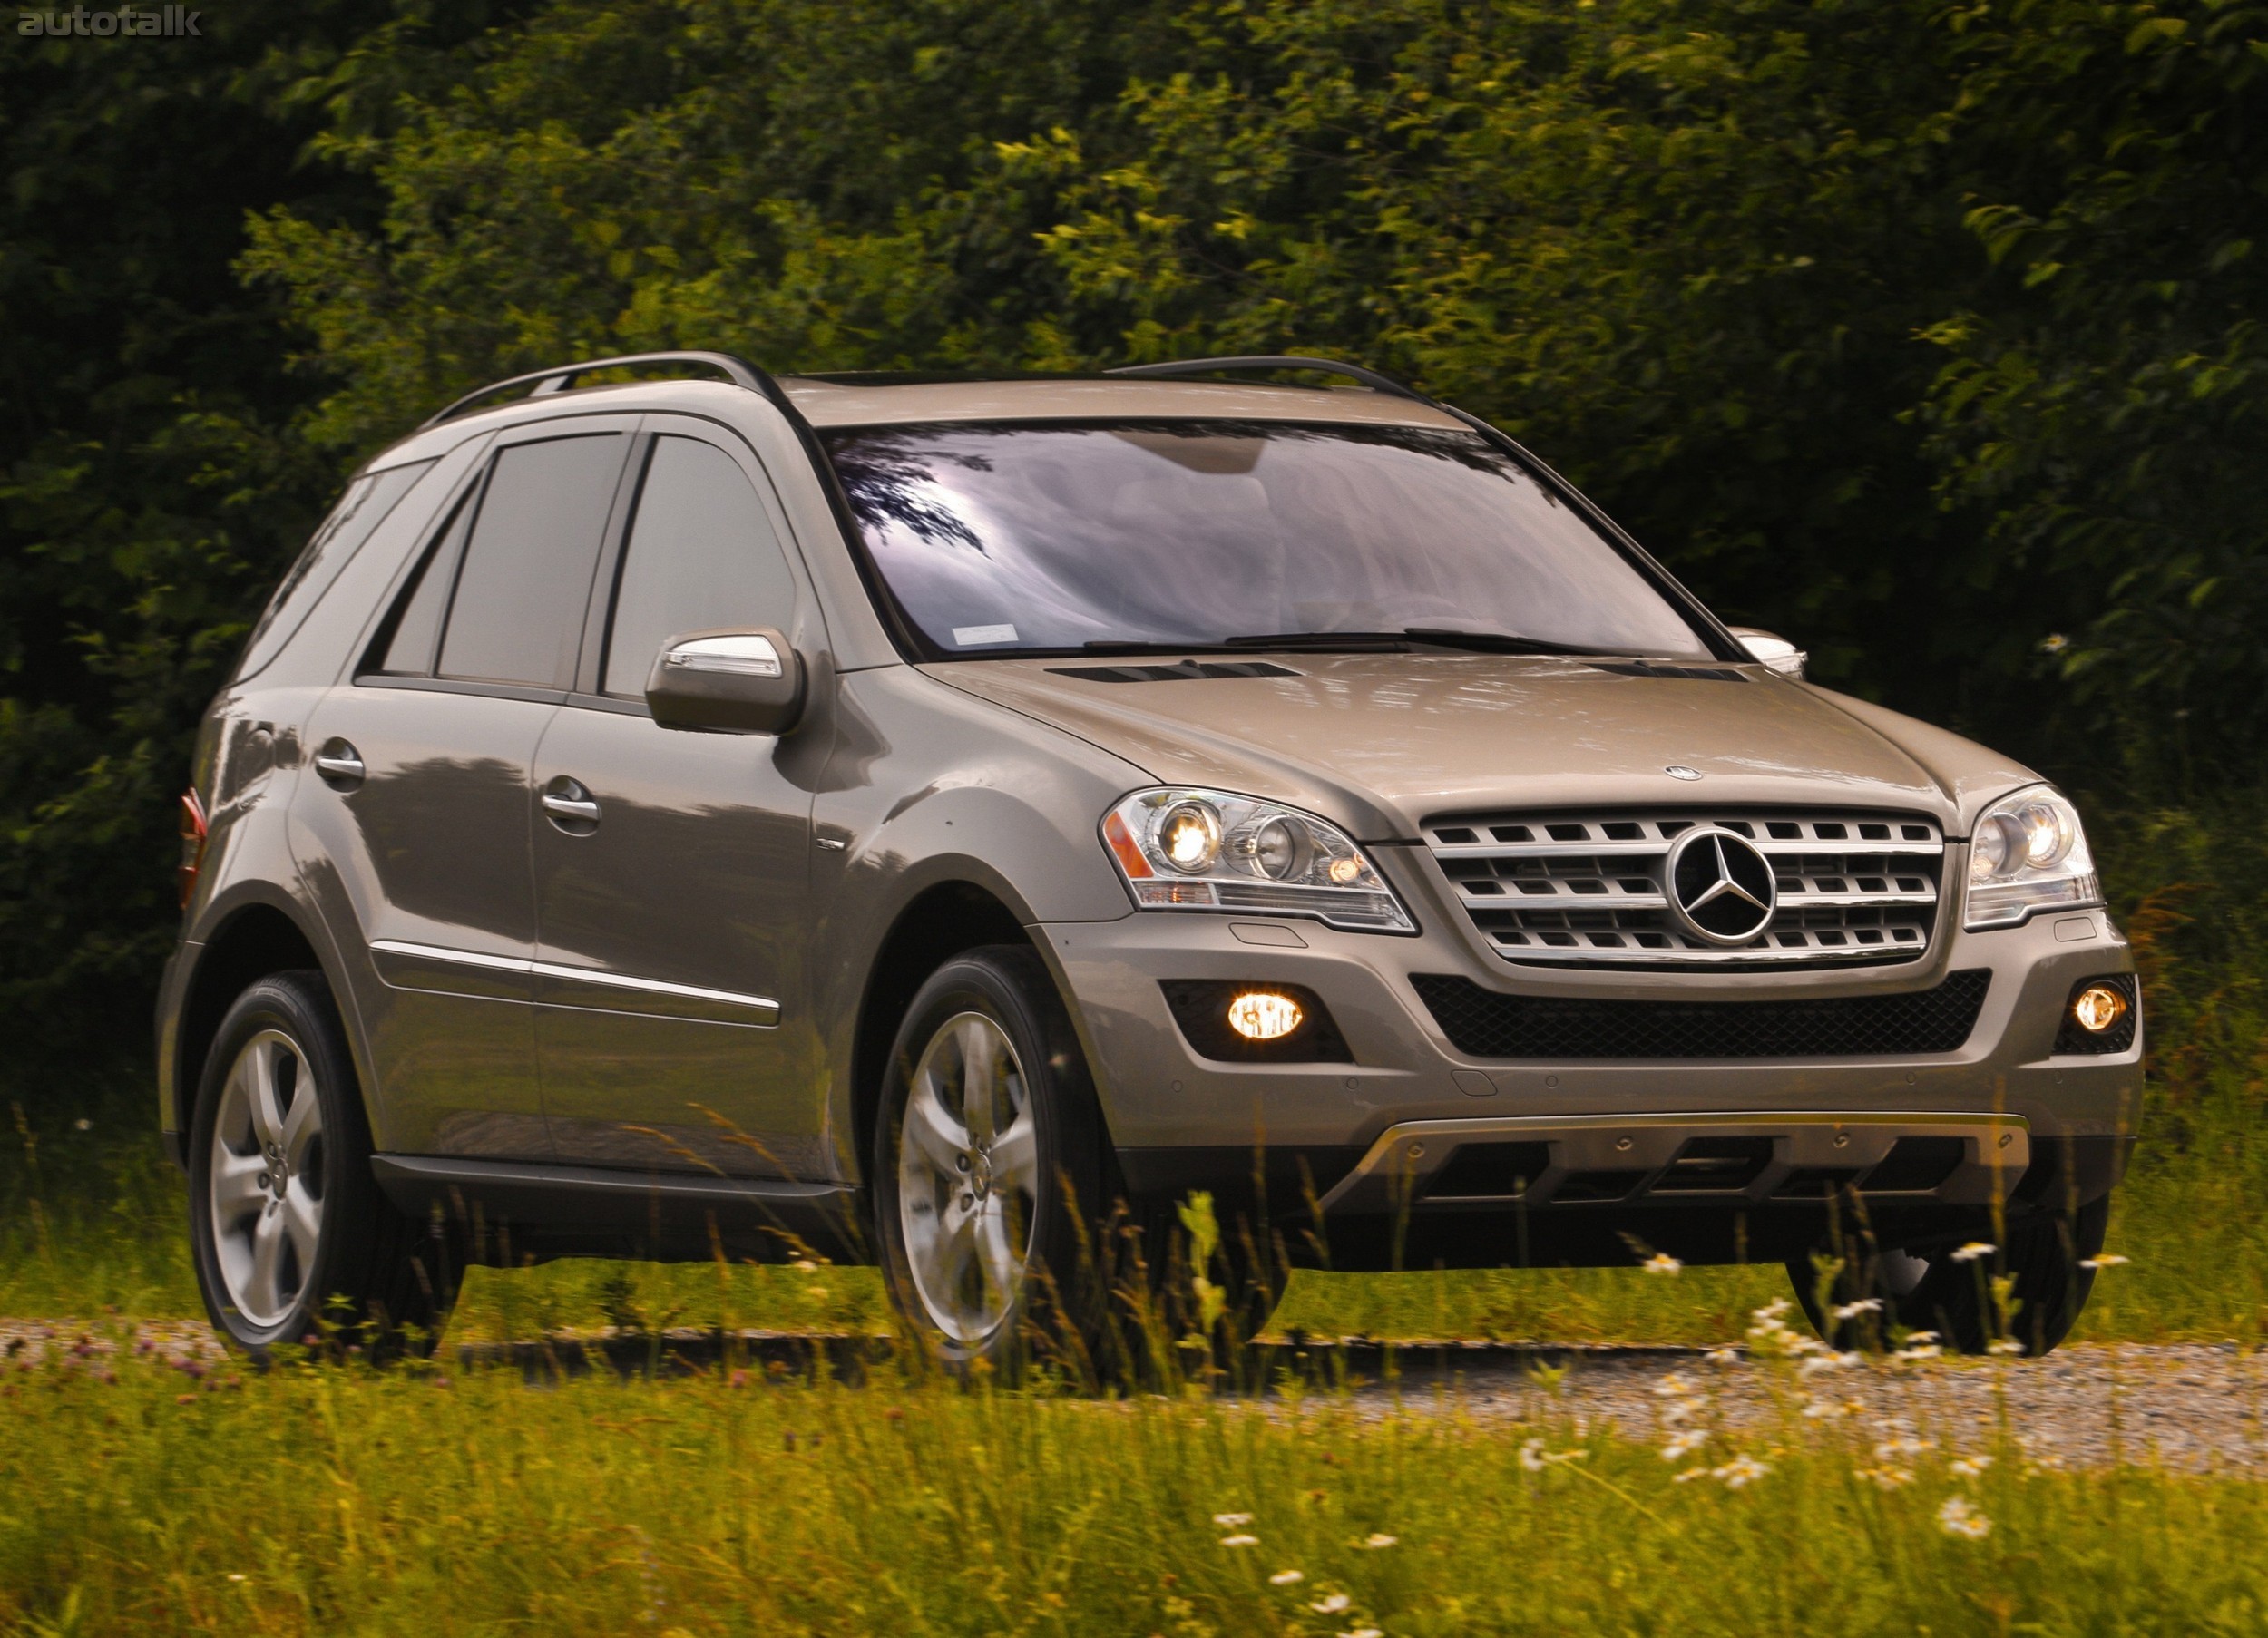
[{"left": 5, "top": 1337, "right": 2268, "bottom": 1636}]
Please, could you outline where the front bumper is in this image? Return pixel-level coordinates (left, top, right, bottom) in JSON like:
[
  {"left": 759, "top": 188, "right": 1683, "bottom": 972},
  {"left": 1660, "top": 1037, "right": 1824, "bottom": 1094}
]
[{"left": 1039, "top": 895, "right": 2140, "bottom": 1262}]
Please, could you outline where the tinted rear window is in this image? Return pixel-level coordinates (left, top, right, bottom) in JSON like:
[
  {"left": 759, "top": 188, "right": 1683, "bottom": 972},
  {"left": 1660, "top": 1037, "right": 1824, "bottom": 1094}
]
[{"left": 436, "top": 434, "right": 624, "bottom": 688}]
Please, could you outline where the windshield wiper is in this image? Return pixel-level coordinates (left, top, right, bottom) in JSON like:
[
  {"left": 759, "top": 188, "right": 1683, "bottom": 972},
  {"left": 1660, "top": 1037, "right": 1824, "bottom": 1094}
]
[
  {"left": 1400, "top": 627, "right": 1635, "bottom": 658},
  {"left": 1218, "top": 631, "right": 1414, "bottom": 651}
]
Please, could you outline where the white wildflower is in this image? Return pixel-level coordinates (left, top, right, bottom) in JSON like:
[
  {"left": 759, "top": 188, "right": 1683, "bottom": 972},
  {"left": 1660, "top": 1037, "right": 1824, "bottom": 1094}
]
[
  {"left": 1802, "top": 1397, "right": 1848, "bottom": 1420},
  {"left": 1219, "top": 1534, "right": 1259, "bottom": 1548},
  {"left": 1937, "top": 1497, "right": 1992, "bottom": 1539},
  {"left": 1662, "top": 1428, "right": 1709, "bottom": 1460},
  {"left": 1949, "top": 1242, "right": 1996, "bottom": 1264},
  {"left": 1671, "top": 1467, "right": 1708, "bottom": 1483},
  {"left": 1269, "top": 1570, "right": 1305, "bottom": 1585},
  {"left": 1832, "top": 1297, "right": 1883, "bottom": 1321},
  {"left": 1801, "top": 1350, "right": 1862, "bottom": 1378},
  {"left": 1753, "top": 1298, "right": 1793, "bottom": 1323},
  {"left": 1642, "top": 1252, "right": 1683, "bottom": 1274},
  {"left": 1874, "top": 1437, "right": 1932, "bottom": 1463},
  {"left": 1653, "top": 1373, "right": 1699, "bottom": 1399},
  {"left": 1855, "top": 1466, "right": 1914, "bottom": 1490},
  {"left": 1212, "top": 1513, "right": 1254, "bottom": 1527},
  {"left": 1714, "top": 1454, "right": 1772, "bottom": 1488},
  {"left": 1362, "top": 1533, "right": 1399, "bottom": 1549},
  {"left": 1893, "top": 1341, "right": 1943, "bottom": 1362},
  {"left": 1988, "top": 1339, "right": 2027, "bottom": 1357},
  {"left": 1950, "top": 1454, "right": 1995, "bottom": 1478},
  {"left": 1344, "top": 1630, "right": 1383, "bottom": 1638},
  {"left": 1312, "top": 1594, "right": 1353, "bottom": 1614},
  {"left": 1520, "top": 1438, "right": 1549, "bottom": 1472},
  {"left": 2079, "top": 1253, "right": 2129, "bottom": 1270},
  {"left": 1706, "top": 1347, "right": 1742, "bottom": 1366}
]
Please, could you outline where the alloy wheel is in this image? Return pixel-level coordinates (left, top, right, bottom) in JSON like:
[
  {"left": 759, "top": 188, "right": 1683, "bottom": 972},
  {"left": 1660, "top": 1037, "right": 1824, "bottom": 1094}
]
[
  {"left": 894, "top": 1011, "right": 1039, "bottom": 1342},
  {"left": 207, "top": 1029, "right": 327, "bottom": 1328}
]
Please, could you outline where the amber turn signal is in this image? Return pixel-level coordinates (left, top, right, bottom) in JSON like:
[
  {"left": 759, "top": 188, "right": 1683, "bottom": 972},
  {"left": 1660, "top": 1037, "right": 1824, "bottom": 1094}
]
[
  {"left": 2071, "top": 983, "right": 2129, "bottom": 1034},
  {"left": 1226, "top": 990, "right": 1304, "bottom": 1041}
]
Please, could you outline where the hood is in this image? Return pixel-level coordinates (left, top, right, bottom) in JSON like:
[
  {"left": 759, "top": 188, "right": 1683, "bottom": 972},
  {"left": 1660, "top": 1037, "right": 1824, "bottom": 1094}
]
[{"left": 926, "top": 653, "right": 2039, "bottom": 841}]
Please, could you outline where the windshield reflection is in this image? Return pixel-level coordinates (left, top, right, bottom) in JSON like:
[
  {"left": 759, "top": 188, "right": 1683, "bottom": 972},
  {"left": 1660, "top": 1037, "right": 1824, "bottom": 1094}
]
[{"left": 825, "top": 420, "right": 1711, "bottom": 660}]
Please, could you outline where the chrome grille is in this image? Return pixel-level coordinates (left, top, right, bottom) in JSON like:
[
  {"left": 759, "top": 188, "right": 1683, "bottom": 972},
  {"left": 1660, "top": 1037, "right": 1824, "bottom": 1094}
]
[{"left": 1424, "top": 810, "right": 1945, "bottom": 967}]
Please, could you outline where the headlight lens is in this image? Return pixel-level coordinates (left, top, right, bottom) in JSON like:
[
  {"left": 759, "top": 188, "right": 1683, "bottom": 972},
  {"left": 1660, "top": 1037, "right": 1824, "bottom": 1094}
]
[
  {"left": 1964, "top": 785, "right": 2101, "bottom": 930},
  {"left": 1100, "top": 787, "right": 1415, "bottom": 932}
]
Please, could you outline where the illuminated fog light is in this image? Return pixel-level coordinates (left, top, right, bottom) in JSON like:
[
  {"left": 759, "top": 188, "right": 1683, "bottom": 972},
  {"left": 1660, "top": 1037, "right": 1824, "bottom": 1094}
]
[
  {"left": 2071, "top": 984, "right": 2129, "bottom": 1034},
  {"left": 1226, "top": 991, "right": 1304, "bottom": 1041},
  {"left": 1157, "top": 801, "right": 1224, "bottom": 873}
]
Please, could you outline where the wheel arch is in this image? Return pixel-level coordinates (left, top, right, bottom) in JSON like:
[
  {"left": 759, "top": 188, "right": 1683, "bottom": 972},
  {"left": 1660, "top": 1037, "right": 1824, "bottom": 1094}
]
[
  {"left": 172, "top": 901, "right": 330, "bottom": 1139},
  {"left": 846, "top": 879, "right": 1037, "bottom": 1195}
]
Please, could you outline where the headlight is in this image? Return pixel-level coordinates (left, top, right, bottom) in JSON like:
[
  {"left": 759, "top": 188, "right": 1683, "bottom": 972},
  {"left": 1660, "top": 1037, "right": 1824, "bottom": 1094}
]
[
  {"left": 1964, "top": 785, "right": 2101, "bottom": 930},
  {"left": 1100, "top": 787, "right": 1415, "bottom": 932}
]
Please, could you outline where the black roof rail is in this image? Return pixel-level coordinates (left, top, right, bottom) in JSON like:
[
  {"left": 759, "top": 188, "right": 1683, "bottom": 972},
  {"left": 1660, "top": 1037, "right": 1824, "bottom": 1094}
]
[
  {"left": 416, "top": 350, "right": 769, "bottom": 430},
  {"left": 1103, "top": 354, "right": 1431, "bottom": 405}
]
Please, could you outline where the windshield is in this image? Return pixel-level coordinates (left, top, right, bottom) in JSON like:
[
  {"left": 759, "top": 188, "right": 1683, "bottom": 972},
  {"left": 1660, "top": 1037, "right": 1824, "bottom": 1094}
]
[{"left": 824, "top": 420, "right": 1713, "bottom": 659}]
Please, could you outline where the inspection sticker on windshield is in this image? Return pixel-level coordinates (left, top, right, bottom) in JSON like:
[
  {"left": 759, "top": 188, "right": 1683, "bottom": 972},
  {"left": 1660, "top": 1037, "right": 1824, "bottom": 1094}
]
[{"left": 952, "top": 624, "right": 1020, "bottom": 647}]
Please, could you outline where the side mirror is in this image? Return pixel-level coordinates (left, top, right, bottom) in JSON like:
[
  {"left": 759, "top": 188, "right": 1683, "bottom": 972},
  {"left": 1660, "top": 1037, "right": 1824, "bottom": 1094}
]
[
  {"left": 645, "top": 628, "right": 807, "bottom": 735},
  {"left": 1726, "top": 626, "right": 1807, "bottom": 680}
]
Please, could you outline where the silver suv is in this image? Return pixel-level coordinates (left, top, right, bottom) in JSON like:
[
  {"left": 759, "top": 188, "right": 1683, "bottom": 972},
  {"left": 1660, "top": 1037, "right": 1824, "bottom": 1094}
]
[{"left": 160, "top": 352, "right": 2141, "bottom": 1362}]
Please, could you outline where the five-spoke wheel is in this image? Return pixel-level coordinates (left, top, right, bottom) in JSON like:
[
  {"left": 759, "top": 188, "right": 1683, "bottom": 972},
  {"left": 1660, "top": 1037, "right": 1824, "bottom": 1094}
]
[{"left": 207, "top": 1029, "right": 327, "bottom": 1327}]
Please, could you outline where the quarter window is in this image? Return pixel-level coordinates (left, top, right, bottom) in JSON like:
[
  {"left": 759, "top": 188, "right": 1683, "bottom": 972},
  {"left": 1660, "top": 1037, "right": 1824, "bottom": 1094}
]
[{"left": 602, "top": 435, "right": 796, "bottom": 697}]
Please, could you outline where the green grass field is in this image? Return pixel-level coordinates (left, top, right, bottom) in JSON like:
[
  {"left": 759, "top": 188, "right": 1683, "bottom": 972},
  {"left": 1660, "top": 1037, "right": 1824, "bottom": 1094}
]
[{"left": 3, "top": 804, "right": 2265, "bottom": 1632}]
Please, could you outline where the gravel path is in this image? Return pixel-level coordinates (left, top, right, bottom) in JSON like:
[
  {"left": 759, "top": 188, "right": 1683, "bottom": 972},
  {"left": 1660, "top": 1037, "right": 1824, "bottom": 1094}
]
[
  {"left": 1349, "top": 1341, "right": 2268, "bottom": 1472},
  {"left": 7, "top": 1319, "right": 2264, "bottom": 1472}
]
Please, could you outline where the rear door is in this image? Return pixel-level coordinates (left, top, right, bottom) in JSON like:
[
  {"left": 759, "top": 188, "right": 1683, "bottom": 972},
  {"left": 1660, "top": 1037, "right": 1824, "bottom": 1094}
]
[
  {"left": 531, "top": 420, "right": 827, "bottom": 1178},
  {"left": 295, "top": 419, "right": 636, "bottom": 1159}
]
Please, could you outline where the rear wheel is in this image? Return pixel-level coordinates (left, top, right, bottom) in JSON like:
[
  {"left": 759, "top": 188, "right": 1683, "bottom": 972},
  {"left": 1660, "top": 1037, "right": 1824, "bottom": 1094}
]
[
  {"left": 188, "top": 971, "right": 447, "bottom": 1354},
  {"left": 1787, "top": 1195, "right": 2110, "bottom": 1357}
]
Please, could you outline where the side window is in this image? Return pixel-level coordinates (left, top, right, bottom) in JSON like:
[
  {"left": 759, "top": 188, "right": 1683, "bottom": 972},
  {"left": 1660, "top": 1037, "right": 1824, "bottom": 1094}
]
[
  {"left": 376, "top": 492, "right": 474, "bottom": 676},
  {"left": 239, "top": 460, "right": 435, "bottom": 680},
  {"left": 435, "top": 434, "right": 627, "bottom": 689},
  {"left": 601, "top": 435, "right": 797, "bottom": 697}
]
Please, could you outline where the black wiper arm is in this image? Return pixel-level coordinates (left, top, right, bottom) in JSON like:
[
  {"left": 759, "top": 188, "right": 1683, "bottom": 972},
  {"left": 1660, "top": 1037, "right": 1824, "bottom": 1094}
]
[
  {"left": 1401, "top": 627, "right": 1635, "bottom": 658},
  {"left": 1218, "top": 631, "right": 1414, "bottom": 651}
]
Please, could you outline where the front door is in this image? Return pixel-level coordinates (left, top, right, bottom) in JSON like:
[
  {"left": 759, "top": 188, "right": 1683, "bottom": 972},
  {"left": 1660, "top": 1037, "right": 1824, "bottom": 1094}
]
[
  {"left": 532, "top": 424, "right": 826, "bottom": 1179},
  {"left": 294, "top": 421, "right": 635, "bottom": 1160}
]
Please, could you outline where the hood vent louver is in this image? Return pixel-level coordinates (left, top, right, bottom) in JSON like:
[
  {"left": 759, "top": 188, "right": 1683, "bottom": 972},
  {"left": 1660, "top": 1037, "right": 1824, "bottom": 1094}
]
[{"left": 1049, "top": 659, "right": 1300, "bottom": 684}]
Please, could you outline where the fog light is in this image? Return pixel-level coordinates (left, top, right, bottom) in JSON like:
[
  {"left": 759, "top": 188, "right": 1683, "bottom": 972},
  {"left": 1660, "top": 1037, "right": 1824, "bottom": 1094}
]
[
  {"left": 2071, "top": 984, "right": 2130, "bottom": 1034},
  {"left": 1226, "top": 990, "right": 1304, "bottom": 1041}
]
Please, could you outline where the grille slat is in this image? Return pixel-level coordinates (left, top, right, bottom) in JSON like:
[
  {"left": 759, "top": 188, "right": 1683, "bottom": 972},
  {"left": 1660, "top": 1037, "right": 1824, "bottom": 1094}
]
[
  {"left": 1412, "top": 969, "right": 1990, "bottom": 1058},
  {"left": 1426, "top": 808, "right": 1944, "bottom": 968}
]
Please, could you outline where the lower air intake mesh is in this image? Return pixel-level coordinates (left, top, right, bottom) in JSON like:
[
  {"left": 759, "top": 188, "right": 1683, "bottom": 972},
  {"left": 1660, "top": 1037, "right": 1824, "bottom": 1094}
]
[{"left": 1412, "top": 969, "right": 1991, "bottom": 1059}]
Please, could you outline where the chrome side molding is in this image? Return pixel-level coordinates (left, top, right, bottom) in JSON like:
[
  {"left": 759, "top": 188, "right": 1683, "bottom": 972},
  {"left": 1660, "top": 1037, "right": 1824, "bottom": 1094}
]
[{"left": 369, "top": 938, "right": 781, "bottom": 1025}]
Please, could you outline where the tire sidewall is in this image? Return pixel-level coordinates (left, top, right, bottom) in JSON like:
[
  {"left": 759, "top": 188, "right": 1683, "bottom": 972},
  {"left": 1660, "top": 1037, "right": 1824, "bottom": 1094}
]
[
  {"left": 873, "top": 948, "right": 1101, "bottom": 1370},
  {"left": 187, "top": 971, "right": 375, "bottom": 1352}
]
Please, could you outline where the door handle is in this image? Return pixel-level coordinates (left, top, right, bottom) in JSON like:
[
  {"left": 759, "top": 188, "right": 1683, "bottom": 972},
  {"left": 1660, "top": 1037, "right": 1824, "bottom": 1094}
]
[
  {"left": 312, "top": 740, "right": 365, "bottom": 788},
  {"left": 541, "top": 776, "right": 601, "bottom": 831}
]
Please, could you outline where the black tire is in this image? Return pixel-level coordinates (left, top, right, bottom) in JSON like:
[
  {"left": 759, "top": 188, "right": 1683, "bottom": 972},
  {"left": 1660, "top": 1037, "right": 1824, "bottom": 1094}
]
[
  {"left": 873, "top": 946, "right": 1115, "bottom": 1376},
  {"left": 1788, "top": 1194, "right": 2110, "bottom": 1358},
  {"left": 187, "top": 970, "right": 448, "bottom": 1355}
]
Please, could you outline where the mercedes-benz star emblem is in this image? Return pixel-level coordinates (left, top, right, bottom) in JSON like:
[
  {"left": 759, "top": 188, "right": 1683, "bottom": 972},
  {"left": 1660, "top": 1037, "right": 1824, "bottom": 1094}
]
[{"left": 1665, "top": 826, "right": 1778, "bottom": 945}]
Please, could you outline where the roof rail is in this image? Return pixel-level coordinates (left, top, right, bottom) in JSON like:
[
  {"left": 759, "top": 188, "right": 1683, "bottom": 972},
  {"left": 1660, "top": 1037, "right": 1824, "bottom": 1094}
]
[
  {"left": 1103, "top": 354, "right": 1430, "bottom": 405},
  {"left": 416, "top": 350, "right": 769, "bottom": 431}
]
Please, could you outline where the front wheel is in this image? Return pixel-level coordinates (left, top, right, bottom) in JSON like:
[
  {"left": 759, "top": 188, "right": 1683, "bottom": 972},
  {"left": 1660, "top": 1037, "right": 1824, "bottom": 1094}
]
[
  {"left": 874, "top": 947, "right": 1113, "bottom": 1376},
  {"left": 1788, "top": 1194, "right": 2110, "bottom": 1357},
  {"left": 187, "top": 971, "right": 445, "bottom": 1354}
]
